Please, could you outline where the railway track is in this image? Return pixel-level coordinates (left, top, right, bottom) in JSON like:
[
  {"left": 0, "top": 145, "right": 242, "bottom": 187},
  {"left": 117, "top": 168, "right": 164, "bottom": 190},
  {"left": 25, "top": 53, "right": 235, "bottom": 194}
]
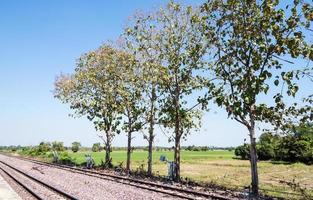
[
  {"left": 0, "top": 160, "right": 79, "bottom": 200},
  {"left": 4, "top": 154, "right": 239, "bottom": 200}
]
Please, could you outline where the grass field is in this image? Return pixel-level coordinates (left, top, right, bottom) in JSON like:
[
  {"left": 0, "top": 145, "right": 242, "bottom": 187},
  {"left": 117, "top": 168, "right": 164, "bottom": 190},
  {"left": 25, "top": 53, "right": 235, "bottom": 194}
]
[{"left": 65, "top": 150, "right": 313, "bottom": 199}]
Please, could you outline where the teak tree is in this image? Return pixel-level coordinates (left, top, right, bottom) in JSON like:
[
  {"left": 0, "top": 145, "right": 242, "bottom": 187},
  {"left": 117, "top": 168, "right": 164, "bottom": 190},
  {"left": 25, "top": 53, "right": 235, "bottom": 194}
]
[
  {"left": 105, "top": 42, "right": 146, "bottom": 174},
  {"left": 54, "top": 45, "right": 123, "bottom": 167},
  {"left": 137, "top": 2, "right": 209, "bottom": 180},
  {"left": 125, "top": 11, "right": 167, "bottom": 176},
  {"left": 201, "top": 0, "right": 313, "bottom": 197}
]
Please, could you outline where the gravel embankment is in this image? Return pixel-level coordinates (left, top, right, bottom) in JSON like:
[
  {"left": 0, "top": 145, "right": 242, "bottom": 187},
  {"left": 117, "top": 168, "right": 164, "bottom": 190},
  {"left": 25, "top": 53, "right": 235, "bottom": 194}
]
[{"left": 0, "top": 154, "right": 185, "bottom": 200}]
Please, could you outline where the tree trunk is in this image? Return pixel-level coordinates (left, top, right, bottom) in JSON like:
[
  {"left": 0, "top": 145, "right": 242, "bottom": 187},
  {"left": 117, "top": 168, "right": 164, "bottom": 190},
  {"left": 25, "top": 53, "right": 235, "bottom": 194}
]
[
  {"left": 104, "top": 131, "right": 112, "bottom": 168},
  {"left": 174, "top": 134, "right": 181, "bottom": 181},
  {"left": 126, "top": 131, "right": 132, "bottom": 175},
  {"left": 147, "top": 129, "right": 154, "bottom": 176},
  {"left": 147, "top": 88, "right": 156, "bottom": 176},
  {"left": 248, "top": 122, "right": 259, "bottom": 198},
  {"left": 174, "top": 85, "right": 181, "bottom": 181}
]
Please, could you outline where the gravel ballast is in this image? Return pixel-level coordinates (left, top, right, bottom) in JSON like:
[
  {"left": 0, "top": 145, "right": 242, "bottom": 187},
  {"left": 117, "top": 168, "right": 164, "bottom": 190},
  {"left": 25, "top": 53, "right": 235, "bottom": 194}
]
[
  {"left": 0, "top": 154, "right": 186, "bottom": 200},
  {"left": 0, "top": 169, "right": 35, "bottom": 200}
]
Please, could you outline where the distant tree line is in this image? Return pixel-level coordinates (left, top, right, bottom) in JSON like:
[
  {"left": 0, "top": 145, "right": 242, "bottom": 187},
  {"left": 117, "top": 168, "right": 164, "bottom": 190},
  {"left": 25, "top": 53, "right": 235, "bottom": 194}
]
[
  {"left": 0, "top": 141, "right": 78, "bottom": 155},
  {"left": 235, "top": 123, "right": 313, "bottom": 164},
  {"left": 0, "top": 143, "right": 234, "bottom": 153},
  {"left": 108, "top": 146, "right": 234, "bottom": 152}
]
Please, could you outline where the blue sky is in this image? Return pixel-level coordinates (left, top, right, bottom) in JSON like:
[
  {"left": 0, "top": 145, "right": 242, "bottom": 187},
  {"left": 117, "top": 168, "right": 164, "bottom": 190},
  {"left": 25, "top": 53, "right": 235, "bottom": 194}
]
[{"left": 0, "top": 0, "right": 311, "bottom": 148}]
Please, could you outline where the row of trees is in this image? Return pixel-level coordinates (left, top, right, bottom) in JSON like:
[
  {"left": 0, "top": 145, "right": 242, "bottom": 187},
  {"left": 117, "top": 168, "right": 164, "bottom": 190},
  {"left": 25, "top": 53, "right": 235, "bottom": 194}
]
[
  {"left": 13, "top": 141, "right": 66, "bottom": 156},
  {"left": 235, "top": 123, "right": 313, "bottom": 164},
  {"left": 54, "top": 0, "right": 313, "bottom": 197}
]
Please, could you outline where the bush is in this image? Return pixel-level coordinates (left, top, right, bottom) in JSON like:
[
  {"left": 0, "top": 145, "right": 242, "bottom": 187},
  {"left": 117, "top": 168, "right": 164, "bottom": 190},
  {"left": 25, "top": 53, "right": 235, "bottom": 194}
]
[
  {"left": 38, "top": 142, "right": 51, "bottom": 154},
  {"left": 52, "top": 141, "right": 65, "bottom": 151},
  {"left": 257, "top": 133, "right": 278, "bottom": 160},
  {"left": 257, "top": 144, "right": 275, "bottom": 160},
  {"left": 92, "top": 143, "right": 101, "bottom": 152},
  {"left": 58, "top": 152, "right": 75, "bottom": 165},
  {"left": 234, "top": 144, "right": 250, "bottom": 159},
  {"left": 235, "top": 124, "right": 313, "bottom": 164},
  {"left": 71, "top": 142, "right": 81, "bottom": 153}
]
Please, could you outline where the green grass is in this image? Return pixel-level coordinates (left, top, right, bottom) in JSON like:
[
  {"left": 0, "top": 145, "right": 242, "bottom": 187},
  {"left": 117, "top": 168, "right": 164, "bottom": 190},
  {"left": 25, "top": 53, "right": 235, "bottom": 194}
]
[{"left": 68, "top": 150, "right": 234, "bottom": 166}]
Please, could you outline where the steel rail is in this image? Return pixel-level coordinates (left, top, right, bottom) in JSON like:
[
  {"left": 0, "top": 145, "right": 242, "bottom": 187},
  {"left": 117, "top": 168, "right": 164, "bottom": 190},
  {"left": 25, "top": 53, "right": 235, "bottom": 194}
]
[
  {"left": 0, "top": 166, "right": 44, "bottom": 200},
  {"left": 0, "top": 160, "right": 79, "bottom": 200},
  {"left": 14, "top": 155, "right": 235, "bottom": 200}
]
